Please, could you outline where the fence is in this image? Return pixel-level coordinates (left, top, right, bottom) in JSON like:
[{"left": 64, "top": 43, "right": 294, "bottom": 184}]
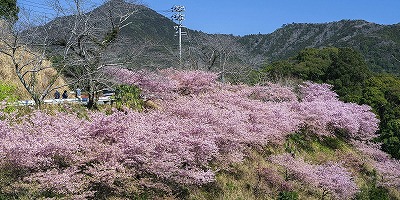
[{"left": 16, "top": 96, "right": 113, "bottom": 106}]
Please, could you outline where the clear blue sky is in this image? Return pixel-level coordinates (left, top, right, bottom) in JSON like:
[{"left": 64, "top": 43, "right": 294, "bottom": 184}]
[{"left": 18, "top": 0, "right": 400, "bottom": 36}]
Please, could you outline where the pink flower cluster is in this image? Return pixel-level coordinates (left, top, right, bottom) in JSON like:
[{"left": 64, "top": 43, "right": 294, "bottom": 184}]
[
  {"left": 352, "top": 140, "right": 400, "bottom": 189},
  {"left": 160, "top": 68, "right": 219, "bottom": 94},
  {"left": 0, "top": 100, "right": 7, "bottom": 110},
  {"left": 270, "top": 154, "right": 359, "bottom": 199},
  {"left": 295, "top": 81, "right": 379, "bottom": 140},
  {"left": 107, "top": 67, "right": 219, "bottom": 99},
  {"left": 0, "top": 69, "right": 382, "bottom": 197},
  {"left": 88, "top": 110, "right": 218, "bottom": 185},
  {"left": 233, "top": 83, "right": 298, "bottom": 103}
]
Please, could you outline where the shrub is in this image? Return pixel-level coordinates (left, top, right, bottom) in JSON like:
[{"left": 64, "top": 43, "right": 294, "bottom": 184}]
[
  {"left": 114, "top": 84, "right": 144, "bottom": 111},
  {"left": 277, "top": 191, "right": 298, "bottom": 200},
  {"left": 0, "top": 81, "right": 18, "bottom": 113}
]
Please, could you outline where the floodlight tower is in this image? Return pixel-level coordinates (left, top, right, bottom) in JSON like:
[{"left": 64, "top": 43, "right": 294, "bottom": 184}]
[{"left": 171, "top": 5, "right": 187, "bottom": 66}]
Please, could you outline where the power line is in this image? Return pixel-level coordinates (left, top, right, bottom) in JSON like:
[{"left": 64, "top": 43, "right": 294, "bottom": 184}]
[{"left": 156, "top": 9, "right": 173, "bottom": 13}]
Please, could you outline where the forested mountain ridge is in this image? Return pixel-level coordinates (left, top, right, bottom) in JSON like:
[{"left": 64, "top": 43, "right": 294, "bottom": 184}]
[
  {"left": 35, "top": 1, "right": 400, "bottom": 75},
  {"left": 240, "top": 20, "right": 400, "bottom": 74},
  {"left": 114, "top": 8, "right": 400, "bottom": 75}
]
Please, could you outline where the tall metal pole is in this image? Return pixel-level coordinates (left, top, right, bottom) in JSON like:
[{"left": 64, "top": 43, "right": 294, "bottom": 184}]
[
  {"left": 178, "top": 25, "right": 182, "bottom": 63},
  {"left": 172, "top": 5, "right": 186, "bottom": 67}
]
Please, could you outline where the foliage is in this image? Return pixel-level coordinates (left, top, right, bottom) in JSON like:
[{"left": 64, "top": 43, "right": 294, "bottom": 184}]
[
  {"left": 324, "top": 48, "right": 370, "bottom": 97},
  {"left": 277, "top": 191, "right": 298, "bottom": 200},
  {"left": 240, "top": 20, "right": 400, "bottom": 75},
  {"left": 0, "top": 0, "right": 18, "bottom": 22},
  {"left": 364, "top": 74, "right": 400, "bottom": 159},
  {"left": 114, "top": 84, "right": 144, "bottom": 111},
  {"left": 0, "top": 81, "right": 17, "bottom": 101},
  {"left": 0, "top": 81, "right": 18, "bottom": 113},
  {"left": 251, "top": 47, "right": 400, "bottom": 159},
  {"left": 270, "top": 154, "right": 359, "bottom": 199},
  {"left": 368, "top": 187, "right": 390, "bottom": 200},
  {"left": 250, "top": 47, "right": 371, "bottom": 93},
  {"left": 0, "top": 69, "right": 389, "bottom": 199},
  {"left": 254, "top": 47, "right": 337, "bottom": 83}
]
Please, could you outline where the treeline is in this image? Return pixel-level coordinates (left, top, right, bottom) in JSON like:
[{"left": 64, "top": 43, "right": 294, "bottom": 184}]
[{"left": 249, "top": 47, "right": 400, "bottom": 159}]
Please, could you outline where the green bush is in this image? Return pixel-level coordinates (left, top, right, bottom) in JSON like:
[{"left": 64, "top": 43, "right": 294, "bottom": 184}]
[
  {"left": 114, "top": 84, "right": 144, "bottom": 111},
  {"left": 277, "top": 191, "right": 298, "bottom": 200},
  {"left": 0, "top": 82, "right": 19, "bottom": 113},
  {"left": 356, "top": 186, "right": 390, "bottom": 200},
  {"left": 0, "top": 82, "right": 17, "bottom": 100},
  {"left": 285, "top": 132, "right": 314, "bottom": 153}
]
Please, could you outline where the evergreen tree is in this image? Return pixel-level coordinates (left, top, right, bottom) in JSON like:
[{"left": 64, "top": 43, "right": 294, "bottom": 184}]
[{"left": 0, "top": 0, "right": 19, "bottom": 22}]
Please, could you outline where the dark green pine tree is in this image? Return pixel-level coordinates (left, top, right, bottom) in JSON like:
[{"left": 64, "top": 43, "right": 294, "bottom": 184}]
[{"left": 0, "top": 0, "right": 19, "bottom": 22}]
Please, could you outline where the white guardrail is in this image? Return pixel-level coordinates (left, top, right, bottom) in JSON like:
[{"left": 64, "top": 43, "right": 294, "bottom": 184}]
[{"left": 16, "top": 96, "right": 113, "bottom": 106}]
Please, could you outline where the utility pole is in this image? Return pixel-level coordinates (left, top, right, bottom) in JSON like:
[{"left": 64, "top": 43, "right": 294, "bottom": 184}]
[{"left": 171, "top": 5, "right": 186, "bottom": 67}]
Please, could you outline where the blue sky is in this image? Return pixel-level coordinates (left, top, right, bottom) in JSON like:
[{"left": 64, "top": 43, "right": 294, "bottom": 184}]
[{"left": 18, "top": 0, "right": 400, "bottom": 36}]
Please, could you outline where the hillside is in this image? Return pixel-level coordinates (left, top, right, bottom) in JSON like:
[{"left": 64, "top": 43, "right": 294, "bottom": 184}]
[
  {"left": 0, "top": 69, "right": 399, "bottom": 199},
  {"left": 33, "top": 2, "right": 400, "bottom": 76},
  {"left": 239, "top": 20, "right": 400, "bottom": 74},
  {"left": 0, "top": 20, "right": 68, "bottom": 100}
]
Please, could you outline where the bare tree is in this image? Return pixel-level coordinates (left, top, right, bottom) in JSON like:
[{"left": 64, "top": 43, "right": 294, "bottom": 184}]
[
  {"left": 45, "top": 0, "right": 140, "bottom": 108},
  {"left": 0, "top": 0, "right": 139, "bottom": 108},
  {"left": 0, "top": 11, "right": 65, "bottom": 107},
  {"left": 185, "top": 33, "right": 256, "bottom": 83}
]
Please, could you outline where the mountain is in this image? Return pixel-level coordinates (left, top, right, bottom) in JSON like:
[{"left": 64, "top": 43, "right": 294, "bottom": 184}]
[
  {"left": 239, "top": 20, "right": 400, "bottom": 74},
  {"left": 34, "top": 2, "right": 400, "bottom": 76},
  {"left": 97, "top": 4, "right": 400, "bottom": 75}
]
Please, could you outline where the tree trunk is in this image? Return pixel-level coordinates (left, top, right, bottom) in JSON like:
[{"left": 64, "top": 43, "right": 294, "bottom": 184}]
[
  {"left": 87, "top": 81, "right": 97, "bottom": 109},
  {"left": 87, "top": 93, "right": 95, "bottom": 109},
  {"left": 32, "top": 94, "right": 43, "bottom": 108}
]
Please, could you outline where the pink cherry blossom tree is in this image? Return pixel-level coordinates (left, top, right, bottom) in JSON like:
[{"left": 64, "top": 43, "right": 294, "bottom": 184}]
[
  {"left": 270, "top": 153, "right": 358, "bottom": 199},
  {"left": 0, "top": 69, "right": 383, "bottom": 198}
]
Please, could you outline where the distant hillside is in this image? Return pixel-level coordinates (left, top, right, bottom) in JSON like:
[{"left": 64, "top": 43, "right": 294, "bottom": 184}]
[
  {"left": 0, "top": 20, "right": 68, "bottom": 99},
  {"left": 0, "top": 52, "right": 69, "bottom": 100},
  {"left": 34, "top": 2, "right": 400, "bottom": 76},
  {"left": 239, "top": 20, "right": 400, "bottom": 74}
]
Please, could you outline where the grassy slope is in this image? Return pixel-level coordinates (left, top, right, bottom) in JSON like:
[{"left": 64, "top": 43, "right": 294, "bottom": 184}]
[{"left": 189, "top": 134, "right": 400, "bottom": 200}]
